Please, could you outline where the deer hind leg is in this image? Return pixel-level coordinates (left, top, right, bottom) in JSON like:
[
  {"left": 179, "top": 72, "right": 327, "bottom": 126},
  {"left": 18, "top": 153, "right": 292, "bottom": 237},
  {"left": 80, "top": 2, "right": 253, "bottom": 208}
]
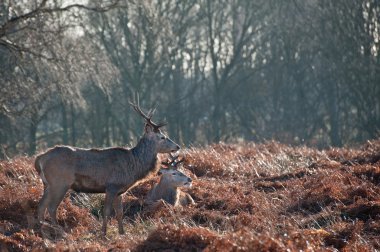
[
  {"left": 37, "top": 187, "right": 50, "bottom": 223},
  {"left": 102, "top": 189, "right": 117, "bottom": 236},
  {"left": 113, "top": 195, "right": 124, "bottom": 234},
  {"left": 46, "top": 184, "right": 70, "bottom": 225}
]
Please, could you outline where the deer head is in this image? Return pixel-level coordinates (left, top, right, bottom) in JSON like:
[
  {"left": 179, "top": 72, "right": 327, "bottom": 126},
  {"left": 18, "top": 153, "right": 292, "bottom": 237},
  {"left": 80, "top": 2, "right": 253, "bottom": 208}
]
[
  {"left": 129, "top": 98, "right": 179, "bottom": 153},
  {"left": 159, "top": 154, "right": 191, "bottom": 188}
]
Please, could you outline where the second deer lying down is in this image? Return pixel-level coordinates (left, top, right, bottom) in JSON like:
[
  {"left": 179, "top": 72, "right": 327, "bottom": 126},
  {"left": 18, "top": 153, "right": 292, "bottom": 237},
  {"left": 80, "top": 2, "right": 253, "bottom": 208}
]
[{"left": 146, "top": 155, "right": 195, "bottom": 207}]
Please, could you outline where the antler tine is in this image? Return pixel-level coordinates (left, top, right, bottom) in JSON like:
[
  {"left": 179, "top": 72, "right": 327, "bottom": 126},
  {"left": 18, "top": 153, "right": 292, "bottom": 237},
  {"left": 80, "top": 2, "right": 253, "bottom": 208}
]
[
  {"left": 166, "top": 153, "right": 185, "bottom": 170},
  {"left": 169, "top": 153, "right": 179, "bottom": 162},
  {"left": 147, "top": 107, "right": 156, "bottom": 119},
  {"left": 176, "top": 157, "right": 185, "bottom": 165},
  {"left": 129, "top": 103, "right": 147, "bottom": 120},
  {"left": 173, "top": 157, "right": 185, "bottom": 168},
  {"left": 129, "top": 98, "right": 164, "bottom": 129}
]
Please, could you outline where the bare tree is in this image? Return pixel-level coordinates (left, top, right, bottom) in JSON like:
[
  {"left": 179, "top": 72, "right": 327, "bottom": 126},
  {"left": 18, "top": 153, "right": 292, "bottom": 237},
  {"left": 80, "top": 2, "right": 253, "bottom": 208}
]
[{"left": 0, "top": 0, "right": 120, "bottom": 154}]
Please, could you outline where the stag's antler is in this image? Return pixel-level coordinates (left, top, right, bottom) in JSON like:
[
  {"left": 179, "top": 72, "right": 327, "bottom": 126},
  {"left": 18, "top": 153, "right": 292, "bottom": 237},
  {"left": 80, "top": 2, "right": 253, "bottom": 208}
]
[
  {"left": 162, "top": 153, "right": 185, "bottom": 169},
  {"left": 129, "top": 96, "right": 166, "bottom": 131}
]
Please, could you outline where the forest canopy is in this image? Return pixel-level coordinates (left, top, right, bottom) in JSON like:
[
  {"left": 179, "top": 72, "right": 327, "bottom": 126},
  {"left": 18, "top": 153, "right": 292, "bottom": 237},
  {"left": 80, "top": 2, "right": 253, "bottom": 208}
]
[{"left": 0, "top": 0, "right": 379, "bottom": 157}]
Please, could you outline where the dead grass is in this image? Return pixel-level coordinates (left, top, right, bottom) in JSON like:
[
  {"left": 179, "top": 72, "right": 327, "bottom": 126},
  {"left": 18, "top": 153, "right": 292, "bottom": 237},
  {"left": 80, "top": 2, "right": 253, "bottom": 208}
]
[{"left": 1, "top": 139, "right": 380, "bottom": 251}]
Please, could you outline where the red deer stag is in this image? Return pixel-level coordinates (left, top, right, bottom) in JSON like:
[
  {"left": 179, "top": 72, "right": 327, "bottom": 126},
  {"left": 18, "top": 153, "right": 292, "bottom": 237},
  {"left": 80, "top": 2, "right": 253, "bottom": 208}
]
[{"left": 34, "top": 100, "right": 180, "bottom": 235}]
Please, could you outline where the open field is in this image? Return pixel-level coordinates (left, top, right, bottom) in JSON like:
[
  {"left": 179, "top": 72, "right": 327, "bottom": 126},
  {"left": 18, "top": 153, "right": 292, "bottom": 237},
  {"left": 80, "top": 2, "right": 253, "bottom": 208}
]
[{"left": 1, "top": 140, "right": 380, "bottom": 251}]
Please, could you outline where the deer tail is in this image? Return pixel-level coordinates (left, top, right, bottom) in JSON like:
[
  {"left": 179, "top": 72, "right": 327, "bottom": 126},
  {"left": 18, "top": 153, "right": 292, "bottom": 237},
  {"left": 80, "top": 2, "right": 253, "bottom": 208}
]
[{"left": 34, "top": 155, "right": 48, "bottom": 185}]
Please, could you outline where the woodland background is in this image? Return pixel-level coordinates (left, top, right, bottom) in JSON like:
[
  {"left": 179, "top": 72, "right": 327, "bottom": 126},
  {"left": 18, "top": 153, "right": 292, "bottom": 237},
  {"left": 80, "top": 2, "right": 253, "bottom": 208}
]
[{"left": 1, "top": 0, "right": 379, "bottom": 157}]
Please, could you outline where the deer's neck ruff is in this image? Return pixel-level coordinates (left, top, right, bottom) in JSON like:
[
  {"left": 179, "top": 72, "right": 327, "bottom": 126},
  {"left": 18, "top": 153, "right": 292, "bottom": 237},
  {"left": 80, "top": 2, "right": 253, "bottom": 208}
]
[
  {"left": 152, "top": 181, "right": 179, "bottom": 205},
  {"left": 131, "top": 137, "right": 160, "bottom": 180},
  {"left": 146, "top": 177, "right": 180, "bottom": 205}
]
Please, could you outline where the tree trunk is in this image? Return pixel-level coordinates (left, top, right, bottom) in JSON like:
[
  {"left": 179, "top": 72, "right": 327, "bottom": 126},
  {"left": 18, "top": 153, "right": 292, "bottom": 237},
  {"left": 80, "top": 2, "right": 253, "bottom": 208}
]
[
  {"left": 70, "top": 103, "right": 76, "bottom": 146},
  {"left": 62, "top": 103, "right": 69, "bottom": 145},
  {"left": 28, "top": 113, "right": 38, "bottom": 155},
  {"left": 327, "top": 82, "right": 342, "bottom": 146}
]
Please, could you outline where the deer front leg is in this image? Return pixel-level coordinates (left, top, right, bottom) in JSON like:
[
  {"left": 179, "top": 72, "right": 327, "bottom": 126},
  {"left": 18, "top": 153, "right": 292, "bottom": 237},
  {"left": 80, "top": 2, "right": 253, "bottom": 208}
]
[
  {"left": 113, "top": 195, "right": 124, "bottom": 235},
  {"left": 102, "top": 189, "right": 117, "bottom": 236}
]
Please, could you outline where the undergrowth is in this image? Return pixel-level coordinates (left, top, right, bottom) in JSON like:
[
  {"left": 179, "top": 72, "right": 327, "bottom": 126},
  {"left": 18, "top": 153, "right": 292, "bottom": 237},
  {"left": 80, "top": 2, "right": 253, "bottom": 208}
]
[{"left": 1, "top": 140, "right": 380, "bottom": 251}]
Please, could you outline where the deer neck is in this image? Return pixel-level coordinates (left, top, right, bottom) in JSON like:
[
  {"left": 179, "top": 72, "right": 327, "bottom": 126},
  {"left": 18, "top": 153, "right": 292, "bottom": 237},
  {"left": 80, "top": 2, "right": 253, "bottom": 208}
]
[
  {"left": 156, "top": 178, "right": 179, "bottom": 204},
  {"left": 158, "top": 177, "right": 179, "bottom": 191},
  {"left": 132, "top": 137, "right": 159, "bottom": 176}
]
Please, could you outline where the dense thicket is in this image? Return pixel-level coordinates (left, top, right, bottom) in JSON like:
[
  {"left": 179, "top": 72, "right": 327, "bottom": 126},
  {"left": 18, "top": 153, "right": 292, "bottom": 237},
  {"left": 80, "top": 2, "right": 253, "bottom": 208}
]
[{"left": 1, "top": 0, "right": 379, "bottom": 156}]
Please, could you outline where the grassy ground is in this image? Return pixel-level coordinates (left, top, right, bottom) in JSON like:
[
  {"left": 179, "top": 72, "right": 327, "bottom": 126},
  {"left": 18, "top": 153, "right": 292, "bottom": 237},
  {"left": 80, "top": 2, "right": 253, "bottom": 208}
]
[{"left": 1, "top": 140, "right": 380, "bottom": 251}]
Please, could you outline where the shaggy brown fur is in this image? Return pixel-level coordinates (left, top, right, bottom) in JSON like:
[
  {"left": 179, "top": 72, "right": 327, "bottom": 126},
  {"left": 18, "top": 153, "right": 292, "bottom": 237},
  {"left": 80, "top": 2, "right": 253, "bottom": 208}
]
[
  {"left": 146, "top": 168, "right": 194, "bottom": 207},
  {"left": 35, "top": 125, "right": 179, "bottom": 235}
]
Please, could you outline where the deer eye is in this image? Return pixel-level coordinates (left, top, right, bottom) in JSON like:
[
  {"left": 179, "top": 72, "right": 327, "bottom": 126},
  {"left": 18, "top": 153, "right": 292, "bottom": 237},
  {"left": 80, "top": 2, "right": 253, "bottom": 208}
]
[
  {"left": 160, "top": 136, "right": 165, "bottom": 140},
  {"left": 172, "top": 173, "right": 176, "bottom": 175}
]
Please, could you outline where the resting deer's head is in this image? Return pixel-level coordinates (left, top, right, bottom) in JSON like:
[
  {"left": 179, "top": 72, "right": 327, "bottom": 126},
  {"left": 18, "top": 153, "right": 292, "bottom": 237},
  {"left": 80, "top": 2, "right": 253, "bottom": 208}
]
[{"left": 159, "top": 154, "right": 192, "bottom": 188}]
